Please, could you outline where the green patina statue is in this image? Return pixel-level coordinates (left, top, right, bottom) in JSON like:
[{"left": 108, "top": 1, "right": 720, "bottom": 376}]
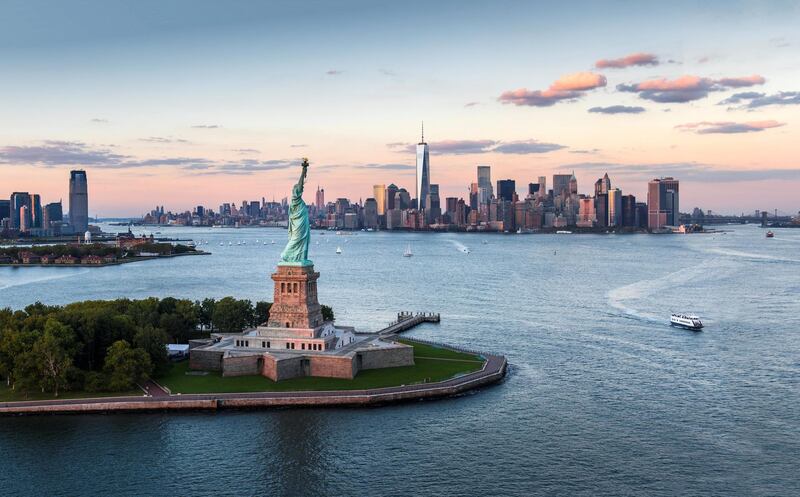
[{"left": 279, "top": 158, "right": 312, "bottom": 266}]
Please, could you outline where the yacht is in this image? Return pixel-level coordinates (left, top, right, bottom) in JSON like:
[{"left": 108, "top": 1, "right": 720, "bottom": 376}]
[
  {"left": 403, "top": 244, "right": 413, "bottom": 257},
  {"left": 336, "top": 246, "right": 342, "bottom": 254},
  {"left": 670, "top": 313, "right": 704, "bottom": 331},
  {"left": 766, "top": 231, "right": 774, "bottom": 238}
]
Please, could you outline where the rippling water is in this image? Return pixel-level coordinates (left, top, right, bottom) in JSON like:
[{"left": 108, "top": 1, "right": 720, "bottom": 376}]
[{"left": 1, "top": 224, "right": 799, "bottom": 496}]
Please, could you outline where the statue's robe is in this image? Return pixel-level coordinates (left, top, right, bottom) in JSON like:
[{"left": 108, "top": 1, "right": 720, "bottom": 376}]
[{"left": 280, "top": 182, "right": 311, "bottom": 264}]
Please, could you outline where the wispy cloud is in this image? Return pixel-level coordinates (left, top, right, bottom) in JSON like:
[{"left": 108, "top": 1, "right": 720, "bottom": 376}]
[
  {"left": 139, "top": 136, "right": 189, "bottom": 144},
  {"left": 617, "top": 74, "right": 765, "bottom": 103},
  {"left": 464, "top": 101, "right": 480, "bottom": 107},
  {"left": 567, "top": 161, "right": 800, "bottom": 182},
  {"left": 719, "top": 91, "right": 800, "bottom": 109},
  {"left": 389, "top": 139, "right": 566, "bottom": 155},
  {"left": 675, "top": 120, "right": 785, "bottom": 134},
  {"left": 499, "top": 71, "right": 606, "bottom": 107},
  {"left": 595, "top": 52, "right": 659, "bottom": 69},
  {"left": 290, "top": 144, "right": 308, "bottom": 148},
  {"left": 0, "top": 141, "right": 128, "bottom": 167},
  {"left": 588, "top": 105, "right": 645, "bottom": 114},
  {"left": 190, "top": 124, "right": 222, "bottom": 129},
  {"left": 326, "top": 69, "right": 343, "bottom": 76},
  {"left": 379, "top": 68, "right": 396, "bottom": 77},
  {"left": 492, "top": 140, "right": 567, "bottom": 154},
  {"left": 0, "top": 139, "right": 300, "bottom": 175},
  {"left": 90, "top": 118, "right": 108, "bottom": 123},
  {"left": 231, "top": 148, "right": 260, "bottom": 154}
]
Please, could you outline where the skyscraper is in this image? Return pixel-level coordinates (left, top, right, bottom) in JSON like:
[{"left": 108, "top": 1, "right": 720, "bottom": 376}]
[
  {"left": 538, "top": 176, "right": 546, "bottom": 194},
  {"left": 608, "top": 188, "right": 622, "bottom": 227},
  {"left": 497, "top": 179, "right": 516, "bottom": 202},
  {"left": 69, "top": 170, "right": 89, "bottom": 232},
  {"left": 552, "top": 174, "right": 572, "bottom": 197},
  {"left": 647, "top": 179, "right": 667, "bottom": 229},
  {"left": 385, "top": 184, "right": 398, "bottom": 211},
  {"left": 372, "top": 184, "right": 386, "bottom": 215},
  {"left": 594, "top": 172, "right": 611, "bottom": 196},
  {"left": 9, "top": 192, "right": 31, "bottom": 230},
  {"left": 477, "top": 165, "right": 492, "bottom": 204},
  {"left": 32, "top": 194, "right": 42, "bottom": 229},
  {"left": 0, "top": 200, "right": 9, "bottom": 221},
  {"left": 660, "top": 177, "right": 680, "bottom": 225},
  {"left": 416, "top": 123, "right": 430, "bottom": 212},
  {"left": 621, "top": 195, "right": 637, "bottom": 227},
  {"left": 315, "top": 186, "right": 325, "bottom": 210}
]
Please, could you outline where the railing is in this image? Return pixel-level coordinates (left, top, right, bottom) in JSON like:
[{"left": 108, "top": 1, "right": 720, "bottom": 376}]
[{"left": 394, "top": 335, "right": 502, "bottom": 357}]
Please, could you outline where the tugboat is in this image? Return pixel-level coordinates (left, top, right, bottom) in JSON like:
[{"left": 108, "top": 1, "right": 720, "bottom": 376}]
[
  {"left": 766, "top": 230, "right": 774, "bottom": 238},
  {"left": 670, "top": 313, "right": 704, "bottom": 331}
]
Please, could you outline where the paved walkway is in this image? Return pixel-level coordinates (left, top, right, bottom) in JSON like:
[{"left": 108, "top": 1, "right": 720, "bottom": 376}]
[{"left": 0, "top": 354, "right": 507, "bottom": 413}]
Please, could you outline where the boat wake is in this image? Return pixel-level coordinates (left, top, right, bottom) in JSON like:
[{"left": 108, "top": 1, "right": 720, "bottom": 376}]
[
  {"left": 0, "top": 268, "right": 90, "bottom": 292},
  {"left": 606, "top": 261, "right": 720, "bottom": 324},
  {"left": 448, "top": 240, "right": 470, "bottom": 253},
  {"left": 705, "top": 248, "right": 800, "bottom": 263}
]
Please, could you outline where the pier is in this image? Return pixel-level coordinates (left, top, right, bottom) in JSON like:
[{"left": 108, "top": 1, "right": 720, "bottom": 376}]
[{"left": 378, "top": 312, "right": 441, "bottom": 336}]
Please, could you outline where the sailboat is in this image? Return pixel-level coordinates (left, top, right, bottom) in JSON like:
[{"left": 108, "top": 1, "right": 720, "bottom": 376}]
[
  {"left": 336, "top": 246, "right": 342, "bottom": 254},
  {"left": 403, "top": 244, "right": 413, "bottom": 257}
]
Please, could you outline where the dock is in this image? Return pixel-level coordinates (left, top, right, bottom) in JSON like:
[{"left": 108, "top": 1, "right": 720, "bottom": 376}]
[{"left": 378, "top": 312, "right": 440, "bottom": 336}]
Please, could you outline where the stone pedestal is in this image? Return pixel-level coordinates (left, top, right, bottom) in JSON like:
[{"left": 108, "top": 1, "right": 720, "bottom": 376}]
[{"left": 268, "top": 264, "right": 324, "bottom": 329}]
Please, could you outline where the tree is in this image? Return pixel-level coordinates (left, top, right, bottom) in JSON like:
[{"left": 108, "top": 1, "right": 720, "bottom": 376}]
[
  {"left": 321, "top": 305, "right": 335, "bottom": 322},
  {"left": 254, "top": 301, "right": 272, "bottom": 326},
  {"left": 195, "top": 298, "right": 216, "bottom": 328},
  {"left": 12, "top": 350, "right": 40, "bottom": 397},
  {"left": 34, "top": 331, "right": 72, "bottom": 397},
  {"left": 212, "top": 297, "right": 252, "bottom": 333},
  {"left": 133, "top": 326, "right": 170, "bottom": 377},
  {"left": 103, "top": 340, "right": 153, "bottom": 392}
]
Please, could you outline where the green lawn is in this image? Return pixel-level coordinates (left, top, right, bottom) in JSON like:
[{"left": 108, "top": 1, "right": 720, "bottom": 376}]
[
  {"left": 160, "top": 340, "right": 485, "bottom": 394},
  {"left": 0, "top": 384, "right": 142, "bottom": 403}
]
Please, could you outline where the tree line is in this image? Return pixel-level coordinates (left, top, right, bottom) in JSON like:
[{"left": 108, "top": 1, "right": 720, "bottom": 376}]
[
  {"left": 0, "top": 297, "right": 334, "bottom": 398},
  {"left": 0, "top": 241, "right": 197, "bottom": 260}
]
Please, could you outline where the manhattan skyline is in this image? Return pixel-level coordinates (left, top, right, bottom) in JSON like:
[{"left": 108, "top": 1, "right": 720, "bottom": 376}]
[{"left": 1, "top": 1, "right": 799, "bottom": 216}]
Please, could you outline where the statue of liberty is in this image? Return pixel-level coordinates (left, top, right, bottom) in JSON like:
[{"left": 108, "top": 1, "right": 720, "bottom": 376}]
[{"left": 279, "top": 158, "right": 312, "bottom": 266}]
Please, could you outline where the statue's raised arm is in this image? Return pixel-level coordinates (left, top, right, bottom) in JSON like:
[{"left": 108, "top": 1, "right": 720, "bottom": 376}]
[{"left": 280, "top": 159, "right": 312, "bottom": 266}]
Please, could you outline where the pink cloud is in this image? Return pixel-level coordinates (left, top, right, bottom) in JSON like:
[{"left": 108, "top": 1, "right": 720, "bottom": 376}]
[
  {"left": 550, "top": 72, "right": 607, "bottom": 91},
  {"left": 595, "top": 52, "right": 659, "bottom": 69},
  {"left": 675, "top": 120, "right": 785, "bottom": 134},
  {"left": 499, "top": 72, "right": 605, "bottom": 107}
]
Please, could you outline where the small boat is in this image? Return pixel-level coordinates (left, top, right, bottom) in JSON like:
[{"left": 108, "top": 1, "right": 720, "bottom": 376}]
[
  {"left": 336, "top": 246, "right": 342, "bottom": 254},
  {"left": 236, "top": 241, "right": 241, "bottom": 246},
  {"left": 271, "top": 240, "right": 275, "bottom": 245},
  {"left": 263, "top": 241, "right": 267, "bottom": 245},
  {"left": 462, "top": 247, "right": 470, "bottom": 254},
  {"left": 403, "top": 244, "right": 413, "bottom": 257},
  {"left": 482, "top": 240, "right": 488, "bottom": 245},
  {"left": 766, "top": 231, "right": 774, "bottom": 238},
  {"left": 228, "top": 241, "right": 232, "bottom": 246},
  {"left": 670, "top": 313, "right": 703, "bottom": 331},
  {"left": 556, "top": 230, "right": 573, "bottom": 234},
  {"left": 219, "top": 242, "right": 224, "bottom": 246}
]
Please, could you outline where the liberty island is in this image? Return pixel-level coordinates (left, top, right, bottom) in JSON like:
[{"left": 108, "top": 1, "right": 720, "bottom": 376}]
[{"left": 0, "top": 160, "right": 507, "bottom": 414}]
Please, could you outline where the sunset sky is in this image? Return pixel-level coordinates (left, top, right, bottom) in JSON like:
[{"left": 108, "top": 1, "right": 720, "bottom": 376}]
[{"left": 1, "top": 0, "right": 799, "bottom": 216}]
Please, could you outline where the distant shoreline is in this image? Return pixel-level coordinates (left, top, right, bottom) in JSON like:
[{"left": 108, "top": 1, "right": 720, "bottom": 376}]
[{"left": 0, "top": 251, "right": 209, "bottom": 268}]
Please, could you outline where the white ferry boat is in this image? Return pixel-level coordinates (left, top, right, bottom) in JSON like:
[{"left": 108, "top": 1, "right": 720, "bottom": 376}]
[{"left": 670, "top": 313, "right": 704, "bottom": 331}]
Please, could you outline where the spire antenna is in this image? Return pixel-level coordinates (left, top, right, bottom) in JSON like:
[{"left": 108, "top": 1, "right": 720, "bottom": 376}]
[{"left": 421, "top": 121, "right": 424, "bottom": 143}]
